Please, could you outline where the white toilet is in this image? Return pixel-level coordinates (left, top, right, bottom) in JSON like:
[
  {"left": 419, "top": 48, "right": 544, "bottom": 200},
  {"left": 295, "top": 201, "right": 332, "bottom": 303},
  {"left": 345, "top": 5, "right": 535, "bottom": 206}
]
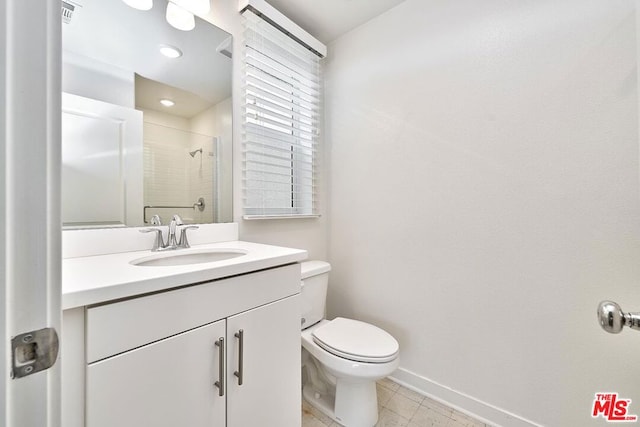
[{"left": 300, "top": 261, "right": 400, "bottom": 427}]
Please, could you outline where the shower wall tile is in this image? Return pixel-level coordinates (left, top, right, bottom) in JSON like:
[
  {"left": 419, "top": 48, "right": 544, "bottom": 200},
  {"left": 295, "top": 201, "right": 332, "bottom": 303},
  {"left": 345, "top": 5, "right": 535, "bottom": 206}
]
[{"left": 142, "top": 109, "right": 216, "bottom": 224}]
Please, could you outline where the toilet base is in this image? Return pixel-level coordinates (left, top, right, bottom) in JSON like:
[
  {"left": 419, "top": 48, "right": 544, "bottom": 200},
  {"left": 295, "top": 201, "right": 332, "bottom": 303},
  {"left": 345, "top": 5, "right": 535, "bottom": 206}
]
[
  {"left": 303, "top": 379, "right": 379, "bottom": 427},
  {"left": 303, "top": 385, "right": 336, "bottom": 422}
]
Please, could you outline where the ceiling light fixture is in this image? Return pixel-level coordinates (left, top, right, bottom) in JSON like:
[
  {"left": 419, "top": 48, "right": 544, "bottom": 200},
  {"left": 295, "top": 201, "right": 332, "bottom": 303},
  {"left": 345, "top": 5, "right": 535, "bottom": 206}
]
[
  {"left": 122, "top": 0, "right": 153, "bottom": 11},
  {"left": 159, "top": 44, "right": 183, "bottom": 58},
  {"left": 166, "top": 1, "right": 195, "bottom": 31},
  {"left": 160, "top": 99, "right": 175, "bottom": 107}
]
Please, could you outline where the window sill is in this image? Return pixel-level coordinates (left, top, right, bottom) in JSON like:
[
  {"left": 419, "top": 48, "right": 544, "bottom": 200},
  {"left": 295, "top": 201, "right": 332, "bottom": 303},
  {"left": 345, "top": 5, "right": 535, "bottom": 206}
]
[{"left": 243, "top": 214, "right": 322, "bottom": 220}]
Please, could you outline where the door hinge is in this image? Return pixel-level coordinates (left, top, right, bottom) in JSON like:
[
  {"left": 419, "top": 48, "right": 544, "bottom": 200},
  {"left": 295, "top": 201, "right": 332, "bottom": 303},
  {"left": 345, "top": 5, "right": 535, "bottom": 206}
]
[{"left": 11, "top": 327, "right": 59, "bottom": 379}]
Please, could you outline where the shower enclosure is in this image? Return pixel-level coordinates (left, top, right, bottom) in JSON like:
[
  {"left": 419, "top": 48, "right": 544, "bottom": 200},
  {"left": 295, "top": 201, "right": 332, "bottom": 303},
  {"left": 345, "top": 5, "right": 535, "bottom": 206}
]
[{"left": 143, "top": 121, "right": 221, "bottom": 224}]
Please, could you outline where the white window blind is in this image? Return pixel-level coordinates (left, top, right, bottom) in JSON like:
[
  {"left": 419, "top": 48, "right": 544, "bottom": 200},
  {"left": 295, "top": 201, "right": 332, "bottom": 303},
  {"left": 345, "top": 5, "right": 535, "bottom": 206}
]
[{"left": 242, "top": 10, "right": 322, "bottom": 218}]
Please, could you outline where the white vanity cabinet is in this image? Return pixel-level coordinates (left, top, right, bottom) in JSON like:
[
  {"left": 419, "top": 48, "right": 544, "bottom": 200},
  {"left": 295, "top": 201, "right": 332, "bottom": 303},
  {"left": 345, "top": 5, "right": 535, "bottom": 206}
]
[
  {"left": 226, "top": 295, "right": 301, "bottom": 426},
  {"left": 63, "top": 263, "right": 301, "bottom": 427},
  {"left": 87, "top": 319, "right": 227, "bottom": 427}
]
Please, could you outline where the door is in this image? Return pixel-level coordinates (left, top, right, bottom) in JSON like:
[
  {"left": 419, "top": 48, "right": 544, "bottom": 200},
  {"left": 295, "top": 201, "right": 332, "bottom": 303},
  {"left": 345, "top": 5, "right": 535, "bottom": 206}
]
[
  {"left": 0, "top": 1, "right": 62, "bottom": 427},
  {"left": 86, "top": 320, "right": 226, "bottom": 427},
  {"left": 61, "top": 93, "right": 143, "bottom": 227},
  {"left": 226, "top": 295, "right": 301, "bottom": 427}
]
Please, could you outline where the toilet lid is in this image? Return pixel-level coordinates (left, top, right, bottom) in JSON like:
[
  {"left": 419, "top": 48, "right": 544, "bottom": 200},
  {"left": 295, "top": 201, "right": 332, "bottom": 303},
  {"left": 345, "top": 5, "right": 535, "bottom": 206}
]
[{"left": 312, "top": 317, "right": 399, "bottom": 363}]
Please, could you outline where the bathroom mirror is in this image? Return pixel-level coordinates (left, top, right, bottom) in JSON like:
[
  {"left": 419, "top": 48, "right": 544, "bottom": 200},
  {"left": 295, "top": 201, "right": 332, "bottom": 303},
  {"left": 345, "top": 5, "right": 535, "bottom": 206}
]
[{"left": 61, "top": 0, "right": 233, "bottom": 228}]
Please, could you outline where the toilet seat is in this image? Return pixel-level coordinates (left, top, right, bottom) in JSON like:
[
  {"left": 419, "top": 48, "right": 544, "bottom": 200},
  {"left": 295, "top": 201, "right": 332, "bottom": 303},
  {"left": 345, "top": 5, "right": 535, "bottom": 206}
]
[{"left": 312, "top": 317, "right": 399, "bottom": 363}]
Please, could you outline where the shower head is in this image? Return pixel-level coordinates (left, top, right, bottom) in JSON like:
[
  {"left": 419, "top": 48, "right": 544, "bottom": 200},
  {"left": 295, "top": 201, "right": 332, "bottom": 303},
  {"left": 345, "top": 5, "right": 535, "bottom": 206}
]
[{"left": 189, "top": 148, "right": 203, "bottom": 158}]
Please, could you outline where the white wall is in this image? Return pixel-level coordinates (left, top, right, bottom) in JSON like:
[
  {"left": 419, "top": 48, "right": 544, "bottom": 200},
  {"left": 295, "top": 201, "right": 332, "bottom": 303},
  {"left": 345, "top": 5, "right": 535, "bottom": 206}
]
[
  {"left": 202, "top": 1, "right": 328, "bottom": 259},
  {"left": 325, "top": 0, "right": 640, "bottom": 426}
]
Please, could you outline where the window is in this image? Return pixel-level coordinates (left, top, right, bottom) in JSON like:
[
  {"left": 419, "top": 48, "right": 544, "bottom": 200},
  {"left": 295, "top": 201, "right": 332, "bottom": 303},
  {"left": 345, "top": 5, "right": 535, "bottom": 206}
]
[{"left": 241, "top": 9, "right": 322, "bottom": 218}]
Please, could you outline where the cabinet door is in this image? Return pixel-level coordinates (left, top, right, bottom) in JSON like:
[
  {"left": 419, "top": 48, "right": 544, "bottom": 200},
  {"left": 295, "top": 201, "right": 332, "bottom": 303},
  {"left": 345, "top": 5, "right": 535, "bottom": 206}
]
[
  {"left": 227, "top": 295, "right": 301, "bottom": 427},
  {"left": 86, "top": 320, "right": 226, "bottom": 427}
]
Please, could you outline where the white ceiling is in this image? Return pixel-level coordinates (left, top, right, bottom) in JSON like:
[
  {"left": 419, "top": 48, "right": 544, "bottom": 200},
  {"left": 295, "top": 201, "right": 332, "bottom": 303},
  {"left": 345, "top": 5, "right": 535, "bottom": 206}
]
[
  {"left": 263, "top": 0, "right": 406, "bottom": 44},
  {"left": 135, "top": 75, "right": 214, "bottom": 118}
]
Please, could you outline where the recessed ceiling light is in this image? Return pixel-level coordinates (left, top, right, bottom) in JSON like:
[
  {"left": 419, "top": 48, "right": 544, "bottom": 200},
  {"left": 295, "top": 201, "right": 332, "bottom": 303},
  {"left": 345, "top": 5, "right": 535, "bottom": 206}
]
[
  {"left": 159, "top": 45, "right": 183, "bottom": 59},
  {"left": 166, "top": 1, "right": 195, "bottom": 31},
  {"left": 160, "top": 99, "right": 175, "bottom": 107},
  {"left": 122, "top": 0, "right": 153, "bottom": 11}
]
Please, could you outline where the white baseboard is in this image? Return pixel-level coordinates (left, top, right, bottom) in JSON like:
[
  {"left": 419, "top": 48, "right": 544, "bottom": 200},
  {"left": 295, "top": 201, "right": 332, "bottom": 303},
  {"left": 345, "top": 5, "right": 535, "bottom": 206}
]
[{"left": 389, "top": 368, "right": 542, "bottom": 427}]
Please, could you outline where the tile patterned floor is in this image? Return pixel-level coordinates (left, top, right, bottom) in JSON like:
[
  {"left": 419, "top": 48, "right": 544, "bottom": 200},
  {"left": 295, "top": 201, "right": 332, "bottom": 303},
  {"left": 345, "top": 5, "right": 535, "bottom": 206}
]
[{"left": 302, "top": 377, "right": 489, "bottom": 427}]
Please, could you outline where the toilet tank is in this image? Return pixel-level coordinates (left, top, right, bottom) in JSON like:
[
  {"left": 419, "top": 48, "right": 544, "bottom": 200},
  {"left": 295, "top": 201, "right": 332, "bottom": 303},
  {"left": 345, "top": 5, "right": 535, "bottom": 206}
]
[{"left": 300, "top": 261, "right": 331, "bottom": 330}]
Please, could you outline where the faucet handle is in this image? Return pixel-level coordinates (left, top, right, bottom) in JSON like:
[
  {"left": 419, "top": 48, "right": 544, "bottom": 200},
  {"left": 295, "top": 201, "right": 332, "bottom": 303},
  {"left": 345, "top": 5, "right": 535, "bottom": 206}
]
[
  {"left": 172, "top": 214, "right": 184, "bottom": 226},
  {"left": 150, "top": 214, "right": 162, "bottom": 225},
  {"left": 139, "top": 228, "right": 165, "bottom": 251},
  {"left": 178, "top": 225, "right": 199, "bottom": 248}
]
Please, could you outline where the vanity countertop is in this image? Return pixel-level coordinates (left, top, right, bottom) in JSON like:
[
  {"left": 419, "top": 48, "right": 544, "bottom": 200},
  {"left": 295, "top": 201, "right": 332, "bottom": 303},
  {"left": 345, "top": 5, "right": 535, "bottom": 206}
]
[{"left": 62, "top": 240, "right": 307, "bottom": 310}]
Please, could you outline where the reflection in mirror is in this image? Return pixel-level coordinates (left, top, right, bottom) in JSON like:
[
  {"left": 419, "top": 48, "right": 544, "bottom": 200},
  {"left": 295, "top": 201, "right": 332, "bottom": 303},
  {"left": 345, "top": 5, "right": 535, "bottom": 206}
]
[{"left": 61, "top": 0, "right": 232, "bottom": 228}]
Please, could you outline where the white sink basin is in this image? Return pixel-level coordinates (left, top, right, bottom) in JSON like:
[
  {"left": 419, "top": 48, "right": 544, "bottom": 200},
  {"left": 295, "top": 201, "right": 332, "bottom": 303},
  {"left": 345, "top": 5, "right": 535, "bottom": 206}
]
[{"left": 131, "top": 249, "right": 248, "bottom": 267}]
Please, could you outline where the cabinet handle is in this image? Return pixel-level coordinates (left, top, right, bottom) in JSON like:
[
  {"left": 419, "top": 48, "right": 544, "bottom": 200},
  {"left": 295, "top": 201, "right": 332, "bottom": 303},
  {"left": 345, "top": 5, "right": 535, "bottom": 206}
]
[
  {"left": 234, "top": 329, "right": 244, "bottom": 386},
  {"left": 214, "top": 337, "right": 224, "bottom": 396}
]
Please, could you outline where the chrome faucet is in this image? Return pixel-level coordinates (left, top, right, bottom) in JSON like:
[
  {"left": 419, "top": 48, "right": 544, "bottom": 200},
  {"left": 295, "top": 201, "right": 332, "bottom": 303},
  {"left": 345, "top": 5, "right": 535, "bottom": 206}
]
[
  {"left": 178, "top": 224, "right": 199, "bottom": 248},
  {"left": 139, "top": 227, "right": 167, "bottom": 251},
  {"left": 140, "top": 214, "right": 199, "bottom": 251}
]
